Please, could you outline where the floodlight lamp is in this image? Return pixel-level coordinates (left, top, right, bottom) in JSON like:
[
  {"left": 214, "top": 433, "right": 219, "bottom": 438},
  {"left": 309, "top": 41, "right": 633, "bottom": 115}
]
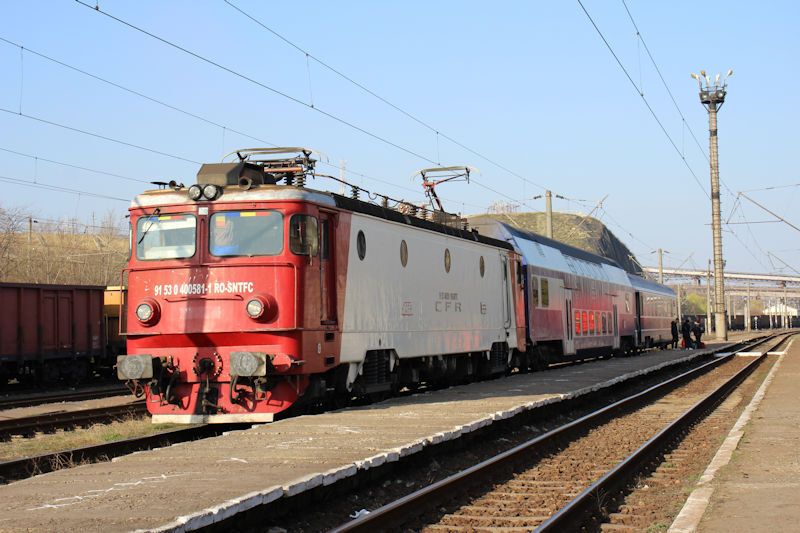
[{"left": 700, "top": 69, "right": 706, "bottom": 77}]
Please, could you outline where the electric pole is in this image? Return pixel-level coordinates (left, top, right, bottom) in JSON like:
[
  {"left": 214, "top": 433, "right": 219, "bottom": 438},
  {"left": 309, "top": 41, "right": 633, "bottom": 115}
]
[
  {"left": 692, "top": 68, "right": 733, "bottom": 340},
  {"left": 545, "top": 190, "right": 553, "bottom": 239}
]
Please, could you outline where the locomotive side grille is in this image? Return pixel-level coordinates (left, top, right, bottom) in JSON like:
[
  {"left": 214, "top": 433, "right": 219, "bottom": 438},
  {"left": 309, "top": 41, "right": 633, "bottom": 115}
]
[
  {"left": 363, "top": 350, "right": 391, "bottom": 385},
  {"left": 490, "top": 343, "right": 508, "bottom": 371}
]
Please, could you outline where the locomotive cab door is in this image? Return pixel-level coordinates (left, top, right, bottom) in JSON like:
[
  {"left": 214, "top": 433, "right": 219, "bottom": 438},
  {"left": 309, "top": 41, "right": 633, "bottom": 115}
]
[
  {"left": 319, "top": 212, "right": 337, "bottom": 325},
  {"left": 563, "top": 289, "right": 575, "bottom": 355},
  {"left": 612, "top": 300, "right": 620, "bottom": 350}
]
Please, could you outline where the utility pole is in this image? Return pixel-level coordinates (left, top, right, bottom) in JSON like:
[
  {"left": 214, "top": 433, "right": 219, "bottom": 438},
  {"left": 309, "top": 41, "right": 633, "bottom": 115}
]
[
  {"left": 746, "top": 283, "right": 751, "bottom": 331},
  {"left": 545, "top": 190, "right": 553, "bottom": 239},
  {"left": 656, "top": 248, "right": 665, "bottom": 284},
  {"left": 706, "top": 260, "right": 712, "bottom": 331},
  {"left": 692, "top": 69, "right": 733, "bottom": 340},
  {"left": 784, "top": 283, "right": 788, "bottom": 329},
  {"left": 676, "top": 283, "right": 683, "bottom": 321}
]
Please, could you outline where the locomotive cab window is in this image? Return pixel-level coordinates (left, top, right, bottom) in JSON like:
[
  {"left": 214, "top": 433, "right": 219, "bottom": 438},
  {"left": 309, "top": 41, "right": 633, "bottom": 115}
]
[
  {"left": 136, "top": 214, "right": 196, "bottom": 260},
  {"left": 210, "top": 211, "right": 283, "bottom": 257},
  {"left": 290, "top": 215, "right": 319, "bottom": 256}
]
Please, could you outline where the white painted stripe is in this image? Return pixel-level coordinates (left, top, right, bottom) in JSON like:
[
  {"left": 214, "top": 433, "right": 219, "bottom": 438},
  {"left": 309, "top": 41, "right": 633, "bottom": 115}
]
[
  {"left": 735, "top": 351, "right": 762, "bottom": 357},
  {"left": 151, "top": 413, "right": 274, "bottom": 424},
  {"left": 668, "top": 351, "right": 786, "bottom": 532},
  {"left": 767, "top": 351, "right": 786, "bottom": 355}
]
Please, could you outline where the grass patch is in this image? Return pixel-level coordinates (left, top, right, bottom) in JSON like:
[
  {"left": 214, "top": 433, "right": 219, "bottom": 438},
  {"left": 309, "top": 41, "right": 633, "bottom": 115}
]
[{"left": 0, "top": 415, "right": 184, "bottom": 461}]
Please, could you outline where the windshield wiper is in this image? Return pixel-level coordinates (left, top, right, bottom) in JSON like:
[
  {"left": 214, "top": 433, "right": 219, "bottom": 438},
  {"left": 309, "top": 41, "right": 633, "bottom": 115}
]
[{"left": 137, "top": 207, "right": 162, "bottom": 245}]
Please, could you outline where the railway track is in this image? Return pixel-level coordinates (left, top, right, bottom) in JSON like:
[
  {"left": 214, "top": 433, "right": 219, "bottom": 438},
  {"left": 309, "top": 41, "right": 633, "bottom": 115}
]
[
  {"left": 0, "top": 401, "right": 146, "bottom": 439},
  {"left": 0, "top": 385, "right": 128, "bottom": 411},
  {"left": 0, "top": 423, "right": 234, "bottom": 484},
  {"left": 331, "top": 332, "right": 792, "bottom": 532}
]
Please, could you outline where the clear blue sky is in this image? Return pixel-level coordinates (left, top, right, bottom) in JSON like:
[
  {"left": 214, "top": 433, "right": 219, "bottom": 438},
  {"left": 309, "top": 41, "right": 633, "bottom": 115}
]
[{"left": 1, "top": 1, "right": 798, "bottom": 274}]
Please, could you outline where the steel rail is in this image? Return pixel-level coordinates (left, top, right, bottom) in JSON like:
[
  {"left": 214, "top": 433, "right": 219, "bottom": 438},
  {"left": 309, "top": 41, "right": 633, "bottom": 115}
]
[
  {"left": 0, "top": 424, "right": 233, "bottom": 484},
  {"left": 0, "top": 401, "right": 146, "bottom": 438},
  {"left": 330, "top": 333, "right": 788, "bottom": 532},
  {"left": 0, "top": 386, "right": 128, "bottom": 411},
  {"left": 537, "top": 332, "right": 793, "bottom": 531}
]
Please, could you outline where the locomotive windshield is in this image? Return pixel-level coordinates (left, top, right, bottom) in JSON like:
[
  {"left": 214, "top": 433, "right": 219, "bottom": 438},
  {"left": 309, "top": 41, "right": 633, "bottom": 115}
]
[
  {"left": 210, "top": 210, "right": 283, "bottom": 257},
  {"left": 136, "top": 214, "right": 196, "bottom": 260}
]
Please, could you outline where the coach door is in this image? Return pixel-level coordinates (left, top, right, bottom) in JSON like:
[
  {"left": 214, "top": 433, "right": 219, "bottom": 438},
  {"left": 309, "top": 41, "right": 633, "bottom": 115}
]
[
  {"left": 563, "top": 289, "right": 575, "bottom": 355},
  {"left": 319, "top": 212, "right": 337, "bottom": 325},
  {"left": 612, "top": 301, "right": 620, "bottom": 349},
  {"left": 501, "top": 256, "right": 512, "bottom": 329}
]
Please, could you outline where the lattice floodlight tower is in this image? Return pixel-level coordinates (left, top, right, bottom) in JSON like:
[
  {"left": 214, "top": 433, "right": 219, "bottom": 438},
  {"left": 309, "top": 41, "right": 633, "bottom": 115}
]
[{"left": 690, "top": 68, "right": 733, "bottom": 340}]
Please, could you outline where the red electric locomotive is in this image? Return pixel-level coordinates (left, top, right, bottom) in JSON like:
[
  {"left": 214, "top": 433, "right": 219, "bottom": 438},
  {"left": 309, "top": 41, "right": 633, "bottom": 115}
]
[{"left": 118, "top": 148, "right": 526, "bottom": 423}]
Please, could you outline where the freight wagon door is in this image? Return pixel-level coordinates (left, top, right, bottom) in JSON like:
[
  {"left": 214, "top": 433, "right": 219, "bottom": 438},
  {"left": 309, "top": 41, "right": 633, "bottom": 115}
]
[
  {"left": 41, "top": 291, "right": 58, "bottom": 354},
  {"left": 319, "top": 212, "right": 337, "bottom": 324},
  {"left": 58, "top": 293, "right": 73, "bottom": 353}
]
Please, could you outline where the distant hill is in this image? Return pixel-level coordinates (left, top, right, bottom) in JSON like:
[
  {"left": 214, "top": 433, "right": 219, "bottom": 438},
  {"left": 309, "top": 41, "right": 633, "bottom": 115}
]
[{"left": 469, "top": 212, "right": 643, "bottom": 275}]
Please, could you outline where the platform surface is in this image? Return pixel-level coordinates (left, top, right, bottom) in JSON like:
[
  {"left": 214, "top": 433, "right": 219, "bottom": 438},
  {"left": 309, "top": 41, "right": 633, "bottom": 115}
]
[
  {"left": 692, "top": 336, "right": 800, "bottom": 532},
  {"left": 0, "top": 335, "right": 760, "bottom": 532}
]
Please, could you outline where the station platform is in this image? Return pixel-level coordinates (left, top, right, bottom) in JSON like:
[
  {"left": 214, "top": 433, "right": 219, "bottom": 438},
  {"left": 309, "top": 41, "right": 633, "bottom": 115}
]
[
  {"left": 670, "top": 334, "right": 799, "bottom": 533},
  {"left": 0, "top": 334, "right": 763, "bottom": 532}
]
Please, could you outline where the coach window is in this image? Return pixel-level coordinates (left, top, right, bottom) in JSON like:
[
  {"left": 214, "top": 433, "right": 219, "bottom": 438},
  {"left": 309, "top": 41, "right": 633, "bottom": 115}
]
[
  {"left": 289, "top": 215, "right": 319, "bottom": 256},
  {"left": 575, "top": 310, "right": 582, "bottom": 336},
  {"left": 582, "top": 311, "right": 589, "bottom": 335},
  {"left": 595, "top": 312, "right": 601, "bottom": 334},
  {"left": 540, "top": 278, "right": 549, "bottom": 307},
  {"left": 530, "top": 276, "right": 539, "bottom": 307},
  {"left": 210, "top": 211, "right": 283, "bottom": 257},
  {"left": 602, "top": 313, "right": 607, "bottom": 334},
  {"left": 400, "top": 239, "right": 408, "bottom": 267},
  {"left": 444, "top": 248, "right": 451, "bottom": 273},
  {"left": 136, "top": 214, "right": 196, "bottom": 260},
  {"left": 589, "top": 311, "right": 596, "bottom": 334}
]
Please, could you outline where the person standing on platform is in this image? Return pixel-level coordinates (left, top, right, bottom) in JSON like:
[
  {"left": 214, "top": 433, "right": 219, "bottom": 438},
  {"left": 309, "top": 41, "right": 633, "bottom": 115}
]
[
  {"left": 681, "top": 318, "right": 693, "bottom": 350},
  {"left": 671, "top": 319, "right": 679, "bottom": 349},
  {"left": 692, "top": 319, "right": 703, "bottom": 349}
]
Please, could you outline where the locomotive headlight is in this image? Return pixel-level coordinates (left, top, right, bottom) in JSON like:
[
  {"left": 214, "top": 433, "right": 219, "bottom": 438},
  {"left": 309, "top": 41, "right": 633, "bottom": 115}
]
[
  {"left": 246, "top": 298, "right": 264, "bottom": 318},
  {"left": 116, "top": 354, "right": 154, "bottom": 380},
  {"left": 229, "top": 351, "right": 267, "bottom": 377},
  {"left": 202, "top": 184, "right": 220, "bottom": 200},
  {"left": 188, "top": 184, "right": 203, "bottom": 201},
  {"left": 135, "top": 299, "right": 160, "bottom": 326},
  {"left": 136, "top": 302, "right": 153, "bottom": 321}
]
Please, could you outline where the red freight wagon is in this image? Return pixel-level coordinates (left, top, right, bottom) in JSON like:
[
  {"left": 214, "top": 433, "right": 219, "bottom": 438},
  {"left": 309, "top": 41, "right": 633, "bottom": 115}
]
[{"left": 0, "top": 282, "right": 107, "bottom": 384}]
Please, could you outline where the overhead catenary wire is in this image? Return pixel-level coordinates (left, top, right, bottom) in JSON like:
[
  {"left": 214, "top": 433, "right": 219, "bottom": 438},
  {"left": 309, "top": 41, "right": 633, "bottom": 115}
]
[
  {"left": 74, "top": 0, "right": 438, "bottom": 166},
  {"left": 0, "top": 146, "right": 150, "bottom": 184},
  {"left": 0, "top": 107, "right": 201, "bottom": 165},
  {"left": 620, "top": 0, "right": 710, "bottom": 165},
  {"left": 0, "top": 174, "right": 129, "bottom": 202},
  {"left": 73, "top": 0, "right": 543, "bottom": 213},
  {"left": 576, "top": 0, "right": 709, "bottom": 198},
  {"left": 0, "top": 34, "right": 485, "bottom": 211},
  {"left": 223, "top": 0, "right": 549, "bottom": 193}
]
